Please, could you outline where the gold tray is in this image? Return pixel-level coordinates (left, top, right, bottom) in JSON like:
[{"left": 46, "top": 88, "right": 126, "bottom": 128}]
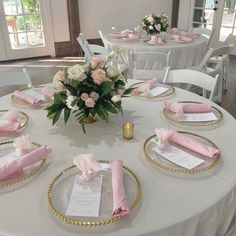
[
  {"left": 130, "top": 82, "right": 175, "bottom": 100},
  {"left": 11, "top": 87, "right": 49, "bottom": 108},
  {"left": 163, "top": 101, "right": 223, "bottom": 127},
  {"left": 143, "top": 131, "right": 221, "bottom": 174},
  {"left": 0, "top": 110, "right": 29, "bottom": 137},
  {"left": 0, "top": 140, "right": 46, "bottom": 189},
  {"left": 47, "top": 160, "right": 142, "bottom": 226}
]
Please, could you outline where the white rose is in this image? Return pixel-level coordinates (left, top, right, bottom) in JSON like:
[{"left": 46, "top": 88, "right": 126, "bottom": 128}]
[
  {"left": 53, "top": 70, "right": 65, "bottom": 82},
  {"left": 149, "top": 25, "right": 154, "bottom": 30},
  {"left": 147, "top": 16, "right": 154, "bottom": 24},
  {"left": 107, "top": 66, "right": 121, "bottom": 78},
  {"left": 111, "top": 95, "right": 121, "bottom": 103},
  {"left": 53, "top": 80, "right": 64, "bottom": 92},
  {"left": 68, "top": 64, "right": 86, "bottom": 81}
]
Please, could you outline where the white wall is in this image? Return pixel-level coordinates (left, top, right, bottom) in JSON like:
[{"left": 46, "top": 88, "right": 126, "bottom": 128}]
[
  {"left": 78, "top": 0, "right": 172, "bottom": 39},
  {"left": 50, "top": 0, "right": 70, "bottom": 42}
]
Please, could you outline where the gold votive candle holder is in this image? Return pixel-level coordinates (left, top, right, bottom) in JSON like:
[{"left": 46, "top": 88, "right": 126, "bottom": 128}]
[{"left": 123, "top": 122, "right": 134, "bottom": 140}]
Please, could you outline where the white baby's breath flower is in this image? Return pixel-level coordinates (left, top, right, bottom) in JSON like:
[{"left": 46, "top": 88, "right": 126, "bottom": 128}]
[
  {"left": 66, "top": 95, "right": 78, "bottom": 110},
  {"left": 147, "top": 16, "right": 154, "bottom": 24},
  {"left": 68, "top": 64, "right": 86, "bottom": 81},
  {"left": 111, "top": 95, "right": 121, "bottom": 103},
  {"left": 149, "top": 25, "right": 154, "bottom": 30}
]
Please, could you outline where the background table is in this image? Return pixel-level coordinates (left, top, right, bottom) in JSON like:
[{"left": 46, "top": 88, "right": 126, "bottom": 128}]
[
  {"left": 0, "top": 83, "right": 236, "bottom": 236},
  {"left": 103, "top": 35, "right": 208, "bottom": 75}
]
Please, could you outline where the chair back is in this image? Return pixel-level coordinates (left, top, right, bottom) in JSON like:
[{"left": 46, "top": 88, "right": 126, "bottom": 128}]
[
  {"left": 0, "top": 68, "right": 32, "bottom": 92},
  {"left": 77, "top": 33, "right": 93, "bottom": 62},
  {"left": 192, "top": 28, "right": 215, "bottom": 48},
  {"left": 164, "top": 69, "right": 218, "bottom": 101},
  {"left": 224, "top": 33, "right": 236, "bottom": 46},
  {"left": 130, "top": 51, "right": 170, "bottom": 81}
]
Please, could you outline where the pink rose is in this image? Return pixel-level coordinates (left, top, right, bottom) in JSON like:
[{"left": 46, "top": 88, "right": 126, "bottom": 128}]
[
  {"left": 89, "top": 91, "right": 99, "bottom": 101},
  {"left": 85, "top": 98, "right": 95, "bottom": 108},
  {"left": 81, "top": 93, "right": 89, "bottom": 101},
  {"left": 91, "top": 57, "right": 103, "bottom": 69},
  {"left": 92, "top": 69, "right": 106, "bottom": 85}
]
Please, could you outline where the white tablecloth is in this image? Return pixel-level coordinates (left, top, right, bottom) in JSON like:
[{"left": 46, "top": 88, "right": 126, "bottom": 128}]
[
  {"left": 0, "top": 82, "right": 236, "bottom": 236},
  {"left": 103, "top": 35, "right": 208, "bottom": 73}
]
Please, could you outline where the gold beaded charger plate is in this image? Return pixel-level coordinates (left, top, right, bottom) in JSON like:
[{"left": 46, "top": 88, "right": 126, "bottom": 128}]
[
  {"left": 47, "top": 160, "right": 141, "bottom": 226},
  {"left": 163, "top": 101, "right": 223, "bottom": 128},
  {"left": 0, "top": 140, "right": 46, "bottom": 189},
  {"left": 0, "top": 110, "right": 29, "bottom": 137},
  {"left": 143, "top": 131, "right": 221, "bottom": 174},
  {"left": 130, "top": 82, "right": 175, "bottom": 100},
  {"left": 11, "top": 87, "right": 50, "bottom": 108}
]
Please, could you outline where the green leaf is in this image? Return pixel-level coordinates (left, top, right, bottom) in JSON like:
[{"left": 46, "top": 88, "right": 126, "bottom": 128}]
[
  {"left": 90, "top": 108, "right": 97, "bottom": 118},
  {"left": 97, "top": 107, "right": 109, "bottom": 122},
  {"left": 71, "top": 79, "right": 79, "bottom": 89},
  {"left": 102, "top": 100, "right": 119, "bottom": 114},
  {"left": 64, "top": 107, "right": 71, "bottom": 124},
  {"left": 53, "top": 93, "right": 64, "bottom": 105},
  {"left": 52, "top": 110, "right": 62, "bottom": 125},
  {"left": 100, "top": 81, "right": 113, "bottom": 97}
]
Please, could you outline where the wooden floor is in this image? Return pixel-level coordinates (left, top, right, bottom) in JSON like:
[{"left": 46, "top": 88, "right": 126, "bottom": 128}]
[{"left": 0, "top": 56, "right": 235, "bottom": 119}]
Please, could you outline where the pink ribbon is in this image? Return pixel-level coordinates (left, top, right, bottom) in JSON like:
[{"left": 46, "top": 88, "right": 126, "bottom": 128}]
[
  {"left": 13, "top": 90, "right": 44, "bottom": 105},
  {"left": 164, "top": 102, "right": 212, "bottom": 118},
  {"left": 132, "top": 79, "right": 159, "bottom": 95},
  {"left": 73, "top": 154, "right": 101, "bottom": 182},
  {"left": 110, "top": 160, "right": 129, "bottom": 217},
  {"left": 0, "top": 145, "right": 51, "bottom": 180},
  {"left": 155, "top": 128, "right": 219, "bottom": 158}
]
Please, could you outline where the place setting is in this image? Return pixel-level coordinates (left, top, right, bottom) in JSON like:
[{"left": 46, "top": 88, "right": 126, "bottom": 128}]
[
  {"left": 0, "top": 110, "right": 29, "bottom": 137},
  {"left": 163, "top": 101, "right": 223, "bottom": 129},
  {"left": 0, "top": 134, "right": 51, "bottom": 191},
  {"left": 143, "top": 127, "right": 221, "bottom": 177},
  {"left": 11, "top": 85, "right": 54, "bottom": 108},
  {"left": 129, "top": 78, "right": 175, "bottom": 100},
  {"left": 47, "top": 154, "right": 141, "bottom": 227}
]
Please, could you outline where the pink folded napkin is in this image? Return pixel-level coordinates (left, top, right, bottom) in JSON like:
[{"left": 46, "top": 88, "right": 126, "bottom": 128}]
[
  {"left": 132, "top": 79, "right": 159, "bottom": 95},
  {"left": 121, "top": 29, "right": 135, "bottom": 34},
  {"left": 108, "top": 32, "right": 127, "bottom": 39},
  {"left": 110, "top": 160, "right": 129, "bottom": 217},
  {"left": 0, "top": 145, "right": 51, "bottom": 180},
  {"left": 155, "top": 128, "right": 219, "bottom": 158},
  {"left": 13, "top": 90, "right": 45, "bottom": 105},
  {"left": 171, "top": 28, "right": 180, "bottom": 34},
  {"left": 164, "top": 102, "right": 212, "bottom": 118},
  {"left": 73, "top": 154, "right": 101, "bottom": 182},
  {"left": 0, "top": 110, "right": 21, "bottom": 133},
  {"left": 121, "top": 34, "right": 139, "bottom": 42},
  {"left": 179, "top": 31, "right": 199, "bottom": 38},
  {"left": 179, "top": 35, "right": 193, "bottom": 42}
]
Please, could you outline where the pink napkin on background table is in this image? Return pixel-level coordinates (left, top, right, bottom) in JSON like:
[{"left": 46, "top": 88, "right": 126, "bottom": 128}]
[
  {"left": 0, "top": 145, "right": 51, "bottom": 180},
  {"left": 164, "top": 102, "right": 212, "bottom": 118},
  {"left": 155, "top": 128, "right": 219, "bottom": 158},
  {"left": 13, "top": 90, "right": 45, "bottom": 105},
  {"left": 108, "top": 32, "right": 127, "bottom": 39},
  {"left": 132, "top": 79, "right": 159, "bottom": 95},
  {"left": 110, "top": 160, "right": 129, "bottom": 218},
  {"left": 121, "top": 34, "right": 139, "bottom": 42}
]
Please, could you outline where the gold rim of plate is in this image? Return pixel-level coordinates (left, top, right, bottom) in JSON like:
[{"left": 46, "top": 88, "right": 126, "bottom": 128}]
[
  {"left": 143, "top": 131, "right": 221, "bottom": 174},
  {"left": 0, "top": 109, "right": 29, "bottom": 137},
  {"left": 163, "top": 101, "right": 223, "bottom": 126},
  {"left": 11, "top": 87, "right": 48, "bottom": 108},
  {"left": 130, "top": 82, "right": 175, "bottom": 99},
  {"left": 0, "top": 141, "right": 46, "bottom": 188},
  {"left": 47, "top": 160, "right": 142, "bottom": 226}
]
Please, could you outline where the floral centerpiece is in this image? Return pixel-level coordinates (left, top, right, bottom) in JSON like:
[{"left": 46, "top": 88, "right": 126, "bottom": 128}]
[
  {"left": 46, "top": 57, "right": 131, "bottom": 133},
  {"left": 141, "top": 13, "right": 169, "bottom": 36}
]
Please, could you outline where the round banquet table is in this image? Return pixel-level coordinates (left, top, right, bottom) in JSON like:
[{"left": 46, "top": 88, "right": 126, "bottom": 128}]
[
  {"left": 0, "top": 82, "right": 236, "bottom": 236},
  {"left": 103, "top": 34, "right": 208, "bottom": 74}
]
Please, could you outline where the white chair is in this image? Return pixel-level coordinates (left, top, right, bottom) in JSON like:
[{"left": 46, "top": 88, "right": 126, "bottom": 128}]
[
  {"left": 192, "top": 28, "right": 215, "bottom": 49},
  {"left": 0, "top": 68, "right": 32, "bottom": 96},
  {"left": 130, "top": 51, "right": 170, "bottom": 81},
  {"left": 163, "top": 69, "right": 219, "bottom": 101},
  {"left": 77, "top": 33, "right": 108, "bottom": 63}
]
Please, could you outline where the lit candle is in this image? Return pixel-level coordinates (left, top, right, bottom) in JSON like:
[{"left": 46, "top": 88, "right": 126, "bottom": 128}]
[{"left": 123, "top": 122, "right": 134, "bottom": 140}]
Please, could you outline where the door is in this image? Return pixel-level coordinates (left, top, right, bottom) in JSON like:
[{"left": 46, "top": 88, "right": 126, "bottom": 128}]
[
  {"left": 190, "top": 0, "right": 236, "bottom": 46},
  {"left": 0, "top": 0, "right": 53, "bottom": 60}
]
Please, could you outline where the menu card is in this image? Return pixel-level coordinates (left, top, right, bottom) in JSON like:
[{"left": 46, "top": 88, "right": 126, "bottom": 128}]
[
  {"left": 177, "top": 112, "right": 218, "bottom": 122},
  {"left": 23, "top": 90, "right": 45, "bottom": 101},
  {"left": 153, "top": 145, "right": 205, "bottom": 170},
  {"left": 66, "top": 176, "right": 103, "bottom": 217},
  {"left": 149, "top": 86, "right": 169, "bottom": 96}
]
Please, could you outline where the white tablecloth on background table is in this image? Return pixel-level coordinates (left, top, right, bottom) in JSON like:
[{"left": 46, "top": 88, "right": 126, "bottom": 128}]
[
  {"left": 0, "top": 81, "right": 236, "bottom": 236},
  {"left": 103, "top": 35, "right": 208, "bottom": 77}
]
